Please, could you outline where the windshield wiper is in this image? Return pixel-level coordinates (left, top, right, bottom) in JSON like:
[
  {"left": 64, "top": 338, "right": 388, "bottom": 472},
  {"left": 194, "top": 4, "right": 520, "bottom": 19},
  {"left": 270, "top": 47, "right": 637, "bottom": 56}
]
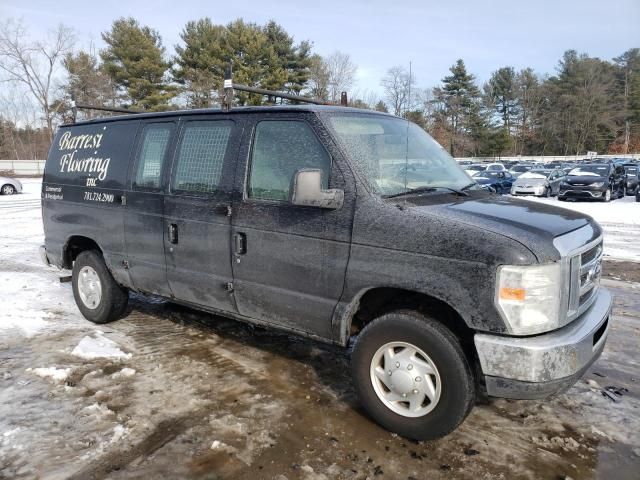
[
  {"left": 383, "top": 185, "right": 469, "bottom": 199},
  {"left": 460, "top": 182, "right": 477, "bottom": 192}
]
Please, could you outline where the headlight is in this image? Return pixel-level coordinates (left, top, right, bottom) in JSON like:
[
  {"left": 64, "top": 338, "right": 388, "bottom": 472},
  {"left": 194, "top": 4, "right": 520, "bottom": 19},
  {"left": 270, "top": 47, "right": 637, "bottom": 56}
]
[
  {"left": 591, "top": 182, "right": 604, "bottom": 188},
  {"left": 495, "top": 263, "right": 562, "bottom": 335}
]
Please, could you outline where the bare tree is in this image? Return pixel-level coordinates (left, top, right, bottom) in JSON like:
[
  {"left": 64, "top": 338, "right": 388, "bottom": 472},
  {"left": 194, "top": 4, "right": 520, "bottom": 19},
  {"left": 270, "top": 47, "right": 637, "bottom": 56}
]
[
  {"left": 307, "top": 54, "right": 330, "bottom": 100},
  {"left": 381, "top": 66, "right": 415, "bottom": 116},
  {"left": 0, "top": 19, "right": 74, "bottom": 140},
  {"left": 308, "top": 51, "right": 357, "bottom": 102},
  {"left": 325, "top": 51, "right": 357, "bottom": 103}
]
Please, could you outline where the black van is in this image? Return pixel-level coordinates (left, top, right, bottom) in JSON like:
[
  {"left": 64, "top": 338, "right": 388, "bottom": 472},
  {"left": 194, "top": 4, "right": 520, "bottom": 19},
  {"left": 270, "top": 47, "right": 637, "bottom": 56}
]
[{"left": 41, "top": 106, "right": 611, "bottom": 440}]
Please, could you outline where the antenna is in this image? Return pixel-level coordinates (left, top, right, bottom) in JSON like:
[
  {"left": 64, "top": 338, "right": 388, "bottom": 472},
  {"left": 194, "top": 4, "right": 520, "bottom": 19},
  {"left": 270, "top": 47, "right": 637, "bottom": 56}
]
[
  {"left": 402, "top": 60, "right": 413, "bottom": 198},
  {"left": 407, "top": 61, "right": 412, "bottom": 115}
]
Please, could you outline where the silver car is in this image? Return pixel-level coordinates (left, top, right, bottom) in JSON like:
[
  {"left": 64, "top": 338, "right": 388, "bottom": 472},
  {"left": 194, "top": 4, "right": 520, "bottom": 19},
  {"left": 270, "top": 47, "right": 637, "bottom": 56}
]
[
  {"left": 511, "top": 169, "right": 565, "bottom": 197},
  {"left": 0, "top": 176, "right": 23, "bottom": 195}
]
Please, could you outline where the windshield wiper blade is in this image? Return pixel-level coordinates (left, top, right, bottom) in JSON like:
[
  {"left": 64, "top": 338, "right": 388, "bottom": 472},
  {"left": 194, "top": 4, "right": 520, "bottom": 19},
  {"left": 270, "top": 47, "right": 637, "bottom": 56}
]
[
  {"left": 382, "top": 186, "right": 437, "bottom": 199},
  {"left": 383, "top": 185, "right": 469, "bottom": 199},
  {"left": 459, "top": 182, "right": 477, "bottom": 192}
]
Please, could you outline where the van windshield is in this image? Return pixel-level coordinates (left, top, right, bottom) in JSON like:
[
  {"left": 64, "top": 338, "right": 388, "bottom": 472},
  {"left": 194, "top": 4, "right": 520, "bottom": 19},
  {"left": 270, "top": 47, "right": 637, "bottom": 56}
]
[{"left": 326, "top": 114, "right": 473, "bottom": 197}]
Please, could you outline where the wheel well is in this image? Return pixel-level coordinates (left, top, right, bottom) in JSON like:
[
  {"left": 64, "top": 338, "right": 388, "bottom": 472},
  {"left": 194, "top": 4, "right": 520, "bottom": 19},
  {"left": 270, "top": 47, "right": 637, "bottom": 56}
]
[
  {"left": 348, "top": 287, "right": 478, "bottom": 372},
  {"left": 63, "top": 236, "right": 101, "bottom": 268}
]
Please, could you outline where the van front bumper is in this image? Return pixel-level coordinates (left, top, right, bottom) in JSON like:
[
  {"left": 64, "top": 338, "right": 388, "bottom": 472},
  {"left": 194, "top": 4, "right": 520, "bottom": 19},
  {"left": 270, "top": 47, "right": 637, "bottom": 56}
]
[{"left": 474, "top": 287, "right": 612, "bottom": 399}]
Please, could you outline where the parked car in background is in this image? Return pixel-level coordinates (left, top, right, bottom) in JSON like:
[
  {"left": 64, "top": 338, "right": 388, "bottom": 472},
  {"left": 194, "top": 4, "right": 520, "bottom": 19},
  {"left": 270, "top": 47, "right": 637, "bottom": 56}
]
[
  {"left": 0, "top": 176, "right": 23, "bottom": 195},
  {"left": 544, "top": 162, "right": 564, "bottom": 169},
  {"left": 509, "top": 164, "right": 534, "bottom": 178},
  {"left": 472, "top": 170, "right": 515, "bottom": 194},
  {"left": 623, "top": 163, "right": 639, "bottom": 195},
  {"left": 558, "top": 163, "right": 625, "bottom": 202},
  {"left": 511, "top": 169, "right": 565, "bottom": 197},
  {"left": 464, "top": 164, "right": 486, "bottom": 176},
  {"left": 485, "top": 162, "right": 506, "bottom": 172}
]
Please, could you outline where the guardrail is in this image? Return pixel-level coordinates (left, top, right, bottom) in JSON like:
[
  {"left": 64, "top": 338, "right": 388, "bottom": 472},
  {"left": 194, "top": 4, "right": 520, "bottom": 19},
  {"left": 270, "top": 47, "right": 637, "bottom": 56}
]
[
  {"left": 455, "top": 154, "right": 640, "bottom": 163},
  {"left": 0, "top": 160, "right": 46, "bottom": 175}
]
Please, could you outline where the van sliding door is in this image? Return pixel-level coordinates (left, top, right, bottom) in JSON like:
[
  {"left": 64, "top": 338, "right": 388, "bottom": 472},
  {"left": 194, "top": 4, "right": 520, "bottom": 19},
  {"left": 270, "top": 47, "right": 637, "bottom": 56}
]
[{"left": 163, "top": 117, "right": 241, "bottom": 313}]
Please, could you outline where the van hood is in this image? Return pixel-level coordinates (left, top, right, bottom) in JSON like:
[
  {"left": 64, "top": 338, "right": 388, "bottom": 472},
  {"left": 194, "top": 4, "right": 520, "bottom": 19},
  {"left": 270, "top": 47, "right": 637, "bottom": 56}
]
[{"left": 400, "top": 193, "right": 593, "bottom": 261}]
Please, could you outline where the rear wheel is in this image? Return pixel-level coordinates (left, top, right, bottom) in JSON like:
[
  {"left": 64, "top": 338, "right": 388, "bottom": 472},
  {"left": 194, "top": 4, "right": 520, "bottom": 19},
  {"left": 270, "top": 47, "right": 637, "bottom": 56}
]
[
  {"left": 351, "top": 310, "right": 475, "bottom": 440},
  {"left": 1, "top": 184, "right": 16, "bottom": 195},
  {"left": 72, "top": 250, "right": 128, "bottom": 324}
]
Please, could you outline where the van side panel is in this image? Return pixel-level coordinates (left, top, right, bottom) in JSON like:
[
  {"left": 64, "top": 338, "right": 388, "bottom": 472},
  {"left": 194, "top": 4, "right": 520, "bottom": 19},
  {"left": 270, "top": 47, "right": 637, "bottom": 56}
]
[{"left": 42, "top": 120, "right": 140, "bottom": 285}]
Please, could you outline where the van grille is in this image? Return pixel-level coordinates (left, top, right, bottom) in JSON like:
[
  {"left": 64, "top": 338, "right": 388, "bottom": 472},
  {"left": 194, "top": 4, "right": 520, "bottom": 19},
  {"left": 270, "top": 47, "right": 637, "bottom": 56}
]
[{"left": 568, "top": 240, "right": 603, "bottom": 319}]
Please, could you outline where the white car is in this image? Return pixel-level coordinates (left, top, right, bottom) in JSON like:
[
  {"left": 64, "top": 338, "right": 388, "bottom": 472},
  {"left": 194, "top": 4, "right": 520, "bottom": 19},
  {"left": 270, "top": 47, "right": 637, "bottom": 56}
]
[
  {"left": 0, "top": 176, "right": 23, "bottom": 195},
  {"left": 485, "top": 163, "right": 506, "bottom": 172}
]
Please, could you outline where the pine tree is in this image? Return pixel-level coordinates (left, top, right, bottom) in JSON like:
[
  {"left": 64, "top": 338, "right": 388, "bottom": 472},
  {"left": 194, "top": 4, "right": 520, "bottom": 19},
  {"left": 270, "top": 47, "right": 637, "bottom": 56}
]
[
  {"left": 173, "top": 18, "right": 226, "bottom": 108},
  {"left": 434, "top": 59, "right": 481, "bottom": 155},
  {"left": 101, "top": 18, "right": 176, "bottom": 111},
  {"left": 485, "top": 67, "right": 518, "bottom": 131},
  {"left": 56, "top": 50, "right": 118, "bottom": 121}
]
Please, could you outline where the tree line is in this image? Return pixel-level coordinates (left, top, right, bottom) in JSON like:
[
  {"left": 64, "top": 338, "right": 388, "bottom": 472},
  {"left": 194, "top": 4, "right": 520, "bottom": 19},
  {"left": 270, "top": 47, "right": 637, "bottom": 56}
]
[{"left": 0, "top": 16, "right": 638, "bottom": 160}]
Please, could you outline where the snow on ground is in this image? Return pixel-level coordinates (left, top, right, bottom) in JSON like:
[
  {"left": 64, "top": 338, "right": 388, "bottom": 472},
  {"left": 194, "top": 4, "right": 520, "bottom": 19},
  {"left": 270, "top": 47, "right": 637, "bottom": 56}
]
[
  {"left": 71, "top": 331, "right": 132, "bottom": 360},
  {"left": 0, "top": 179, "right": 639, "bottom": 478},
  {"left": 518, "top": 194, "right": 640, "bottom": 261}
]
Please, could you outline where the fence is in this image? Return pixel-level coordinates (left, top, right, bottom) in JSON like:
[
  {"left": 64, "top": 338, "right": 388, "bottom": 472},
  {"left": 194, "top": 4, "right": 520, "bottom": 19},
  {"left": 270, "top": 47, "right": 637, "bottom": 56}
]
[
  {"left": 455, "top": 154, "right": 640, "bottom": 164},
  {"left": 0, "top": 160, "right": 46, "bottom": 175}
]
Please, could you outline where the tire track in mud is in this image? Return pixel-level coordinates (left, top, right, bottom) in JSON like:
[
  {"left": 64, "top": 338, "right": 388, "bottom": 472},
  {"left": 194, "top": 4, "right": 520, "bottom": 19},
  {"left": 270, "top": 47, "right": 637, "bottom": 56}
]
[
  {"left": 59, "top": 305, "right": 309, "bottom": 479},
  {"left": 65, "top": 407, "right": 215, "bottom": 480}
]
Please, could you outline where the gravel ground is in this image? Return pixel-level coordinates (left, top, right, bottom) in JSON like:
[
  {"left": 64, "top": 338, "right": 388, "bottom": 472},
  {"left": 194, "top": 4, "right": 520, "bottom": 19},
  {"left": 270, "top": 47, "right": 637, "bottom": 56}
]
[{"left": 1, "top": 180, "right": 639, "bottom": 479}]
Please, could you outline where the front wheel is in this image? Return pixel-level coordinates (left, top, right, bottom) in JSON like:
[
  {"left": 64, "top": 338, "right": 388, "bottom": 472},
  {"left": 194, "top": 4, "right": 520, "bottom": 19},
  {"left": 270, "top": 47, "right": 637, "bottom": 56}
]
[
  {"left": 72, "top": 250, "right": 128, "bottom": 324},
  {"left": 1, "top": 184, "right": 16, "bottom": 195},
  {"left": 604, "top": 188, "right": 612, "bottom": 202},
  {"left": 351, "top": 310, "right": 475, "bottom": 440},
  {"left": 544, "top": 187, "right": 551, "bottom": 198}
]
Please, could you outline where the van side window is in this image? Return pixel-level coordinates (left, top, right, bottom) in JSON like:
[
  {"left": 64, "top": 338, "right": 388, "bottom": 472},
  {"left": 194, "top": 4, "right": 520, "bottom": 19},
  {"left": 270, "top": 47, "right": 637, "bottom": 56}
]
[
  {"left": 172, "top": 121, "right": 232, "bottom": 193},
  {"left": 249, "top": 120, "right": 330, "bottom": 201},
  {"left": 134, "top": 123, "right": 173, "bottom": 189}
]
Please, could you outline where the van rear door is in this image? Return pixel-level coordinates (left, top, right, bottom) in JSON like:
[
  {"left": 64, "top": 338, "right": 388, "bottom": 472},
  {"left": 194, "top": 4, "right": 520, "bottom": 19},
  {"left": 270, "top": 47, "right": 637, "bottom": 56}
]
[
  {"left": 163, "top": 116, "right": 241, "bottom": 313},
  {"left": 124, "top": 121, "right": 177, "bottom": 296}
]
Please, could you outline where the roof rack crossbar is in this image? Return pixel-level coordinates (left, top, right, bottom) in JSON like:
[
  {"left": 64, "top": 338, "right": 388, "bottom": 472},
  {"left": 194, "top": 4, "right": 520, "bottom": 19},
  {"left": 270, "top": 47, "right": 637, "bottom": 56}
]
[
  {"left": 74, "top": 103, "right": 142, "bottom": 114},
  {"left": 222, "top": 62, "right": 347, "bottom": 110}
]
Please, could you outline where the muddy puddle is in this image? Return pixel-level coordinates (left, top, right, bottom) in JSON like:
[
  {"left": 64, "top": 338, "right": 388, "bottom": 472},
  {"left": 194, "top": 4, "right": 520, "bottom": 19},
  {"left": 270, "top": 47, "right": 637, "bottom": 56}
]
[{"left": 1, "top": 277, "right": 639, "bottom": 479}]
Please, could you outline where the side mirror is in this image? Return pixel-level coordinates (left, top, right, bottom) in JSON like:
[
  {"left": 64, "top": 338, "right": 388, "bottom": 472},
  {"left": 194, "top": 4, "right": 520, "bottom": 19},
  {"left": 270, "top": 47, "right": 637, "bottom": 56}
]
[{"left": 290, "top": 169, "right": 344, "bottom": 210}]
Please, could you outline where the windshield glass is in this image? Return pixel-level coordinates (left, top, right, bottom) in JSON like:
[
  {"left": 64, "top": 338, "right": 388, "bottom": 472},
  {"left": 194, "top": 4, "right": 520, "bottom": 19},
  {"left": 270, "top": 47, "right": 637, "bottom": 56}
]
[
  {"left": 511, "top": 165, "right": 532, "bottom": 172},
  {"left": 568, "top": 165, "right": 608, "bottom": 176},
  {"left": 326, "top": 114, "right": 471, "bottom": 196},
  {"left": 625, "top": 167, "right": 638, "bottom": 175},
  {"left": 473, "top": 171, "right": 499, "bottom": 179}
]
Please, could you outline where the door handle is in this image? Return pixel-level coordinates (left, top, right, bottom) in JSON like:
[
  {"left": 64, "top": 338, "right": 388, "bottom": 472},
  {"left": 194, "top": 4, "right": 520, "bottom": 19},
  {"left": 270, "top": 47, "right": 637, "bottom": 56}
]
[
  {"left": 234, "top": 232, "right": 246, "bottom": 255},
  {"left": 168, "top": 223, "right": 178, "bottom": 244}
]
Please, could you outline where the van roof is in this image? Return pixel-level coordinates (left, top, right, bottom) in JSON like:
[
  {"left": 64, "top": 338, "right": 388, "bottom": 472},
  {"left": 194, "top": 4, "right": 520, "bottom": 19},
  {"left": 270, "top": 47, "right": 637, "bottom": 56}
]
[{"left": 66, "top": 104, "right": 390, "bottom": 126}]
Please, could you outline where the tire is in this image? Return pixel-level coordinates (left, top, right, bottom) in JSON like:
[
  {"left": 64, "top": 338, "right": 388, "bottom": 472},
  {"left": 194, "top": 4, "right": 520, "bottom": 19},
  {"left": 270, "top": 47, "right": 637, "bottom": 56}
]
[
  {"left": 72, "top": 250, "right": 128, "bottom": 324},
  {"left": 351, "top": 310, "right": 475, "bottom": 441},
  {"left": 603, "top": 188, "right": 612, "bottom": 202},
  {"left": 544, "top": 187, "right": 551, "bottom": 198},
  {"left": 558, "top": 196, "right": 566, "bottom": 202},
  {"left": 1, "top": 184, "right": 16, "bottom": 195}
]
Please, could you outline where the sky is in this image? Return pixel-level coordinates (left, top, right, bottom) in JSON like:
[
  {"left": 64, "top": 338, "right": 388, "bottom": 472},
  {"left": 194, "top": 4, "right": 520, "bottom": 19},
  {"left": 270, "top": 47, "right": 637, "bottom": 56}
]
[{"left": 1, "top": 0, "right": 639, "bottom": 97}]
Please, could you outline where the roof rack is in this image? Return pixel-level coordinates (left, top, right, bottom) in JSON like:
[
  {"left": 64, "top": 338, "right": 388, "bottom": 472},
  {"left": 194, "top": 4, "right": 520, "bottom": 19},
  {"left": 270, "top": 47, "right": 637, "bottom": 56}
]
[
  {"left": 70, "top": 62, "right": 348, "bottom": 122},
  {"left": 70, "top": 97, "right": 141, "bottom": 123},
  {"left": 221, "top": 63, "right": 347, "bottom": 111}
]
